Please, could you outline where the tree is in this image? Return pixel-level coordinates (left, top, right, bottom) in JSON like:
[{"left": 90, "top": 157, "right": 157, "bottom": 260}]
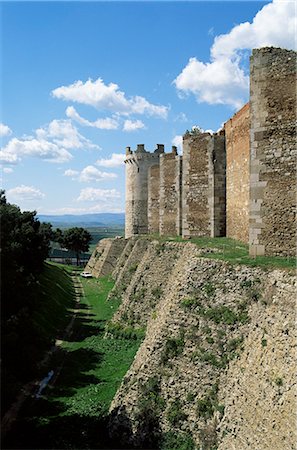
[
  {"left": 0, "top": 190, "right": 52, "bottom": 319},
  {"left": 62, "top": 227, "right": 92, "bottom": 266}
]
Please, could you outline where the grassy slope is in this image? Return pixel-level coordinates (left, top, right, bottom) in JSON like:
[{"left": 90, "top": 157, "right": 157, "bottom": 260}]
[
  {"left": 149, "top": 235, "right": 296, "bottom": 270},
  {"left": 4, "top": 275, "right": 142, "bottom": 449},
  {"left": 3, "top": 263, "right": 75, "bottom": 412}
]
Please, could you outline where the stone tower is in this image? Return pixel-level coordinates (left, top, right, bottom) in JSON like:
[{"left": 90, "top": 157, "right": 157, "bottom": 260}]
[
  {"left": 182, "top": 131, "right": 226, "bottom": 238},
  {"left": 249, "top": 47, "right": 296, "bottom": 256},
  {"left": 125, "top": 144, "right": 164, "bottom": 238}
]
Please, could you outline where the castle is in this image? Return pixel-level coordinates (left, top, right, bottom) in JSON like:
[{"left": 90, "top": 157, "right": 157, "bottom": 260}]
[{"left": 124, "top": 47, "right": 296, "bottom": 257}]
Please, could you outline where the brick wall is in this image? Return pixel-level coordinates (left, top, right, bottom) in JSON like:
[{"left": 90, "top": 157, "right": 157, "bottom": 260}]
[{"left": 225, "top": 103, "right": 250, "bottom": 243}]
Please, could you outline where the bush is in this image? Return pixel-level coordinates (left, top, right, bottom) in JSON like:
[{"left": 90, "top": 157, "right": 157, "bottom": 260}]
[
  {"left": 161, "top": 337, "right": 184, "bottom": 364},
  {"left": 161, "top": 431, "right": 195, "bottom": 450},
  {"left": 167, "top": 400, "right": 187, "bottom": 425}
]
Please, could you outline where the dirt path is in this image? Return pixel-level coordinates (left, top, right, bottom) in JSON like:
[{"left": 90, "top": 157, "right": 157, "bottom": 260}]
[{"left": 1, "top": 271, "right": 84, "bottom": 439}]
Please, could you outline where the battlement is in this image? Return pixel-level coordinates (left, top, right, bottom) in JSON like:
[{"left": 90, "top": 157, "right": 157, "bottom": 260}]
[{"left": 124, "top": 47, "right": 297, "bottom": 256}]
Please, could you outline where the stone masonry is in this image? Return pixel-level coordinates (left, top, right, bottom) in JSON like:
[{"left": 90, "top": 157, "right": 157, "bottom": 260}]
[
  {"left": 182, "top": 131, "right": 226, "bottom": 238},
  {"left": 249, "top": 47, "right": 296, "bottom": 256},
  {"left": 159, "top": 146, "right": 182, "bottom": 236},
  {"left": 225, "top": 103, "right": 250, "bottom": 243},
  {"left": 124, "top": 47, "right": 296, "bottom": 256}
]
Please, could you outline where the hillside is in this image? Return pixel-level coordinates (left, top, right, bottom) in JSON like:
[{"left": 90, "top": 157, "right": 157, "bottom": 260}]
[{"left": 37, "top": 213, "right": 125, "bottom": 228}]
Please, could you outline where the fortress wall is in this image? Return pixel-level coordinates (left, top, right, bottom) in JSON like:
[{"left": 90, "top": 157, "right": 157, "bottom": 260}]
[
  {"left": 159, "top": 147, "right": 182, "bottom": 236},
  {"left": 249, "top": 47, "right": 297, "bottom": 256},
  {"left": 182, "top": 133, "right": 211, "bottom": 238},
  {"left": 210, "top": 134, "right": 226, "bottom": 237},
  {"left": 125, "top": 145, "right": 162, "bottom": 238},
  {"left": 148, "top": 165, "right": 160, "bottom": 235},
  {"left": 182, "top": 133, "right": 226, "bottom": 238},
  {"left": 225, "top": 103, "right": 250, "bottom": 243}
]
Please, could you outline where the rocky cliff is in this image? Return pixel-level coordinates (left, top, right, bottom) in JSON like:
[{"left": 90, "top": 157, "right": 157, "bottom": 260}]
[{"left": 88, "top": 237, "right": 296, "bottom": 449}]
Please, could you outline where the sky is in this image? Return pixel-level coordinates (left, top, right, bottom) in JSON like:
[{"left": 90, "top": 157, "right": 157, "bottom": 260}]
[{"left": 0, "top": 0, "right": 296, "bottom": 215}]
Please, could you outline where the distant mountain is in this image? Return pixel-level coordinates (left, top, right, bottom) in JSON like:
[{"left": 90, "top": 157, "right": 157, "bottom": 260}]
[{"left": 38, "top": 213, "right": 125, "bottom": 227}]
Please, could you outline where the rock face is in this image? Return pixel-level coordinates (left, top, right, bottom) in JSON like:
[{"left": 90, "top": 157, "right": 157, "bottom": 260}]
[{"left": 87, "top": 238, "right": 296, "bottom": 449}]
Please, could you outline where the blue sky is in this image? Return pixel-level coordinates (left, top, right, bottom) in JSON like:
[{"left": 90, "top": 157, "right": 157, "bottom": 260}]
[{"left": 1, "top": 0, "right": 295, "bottom": 214}]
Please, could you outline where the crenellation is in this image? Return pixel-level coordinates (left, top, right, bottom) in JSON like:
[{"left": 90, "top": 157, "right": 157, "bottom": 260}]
[{"left": 124, "top": 47, "right": 296, "bottom": 257}]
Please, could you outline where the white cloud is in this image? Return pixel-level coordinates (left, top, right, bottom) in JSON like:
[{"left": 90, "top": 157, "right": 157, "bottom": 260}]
[
  {"left": 77, "top": 187, "right": 121, "bottom": 202},
  {"left": 66, "top": 106, "right": 119, "bottom": 130},
  {"left": 36, "top": 119, "right": 99, "bottom": 149},
  {"left": 79, "top": 165, "right": 117, "bottom": 183},
  {"left": 64, "top": 165, "right": 117, "bottom": 182},
  {"left": 52, "top": 78, "right": 168, "bottom": 118},
  {"left": 96, "top": 153, "right": 125, "bottom": 168},
  {"left": 123, "top": 119, "right": 145, "bottom": 132},
  {"left": 0, "top": 137, "right": 72, "bottom": 164},
  {"left": 0, "top": 123, "right": 12, "bottom": 137},
  {"left": 0, "top": 119, "right": 98, "bottom": 165},
  {"left": 3, "top": 167, "right": 13, "bottom": 174},
  {"left": 7, "top": 185, "right": 45, "bottom": 201},
  {"left": 172, "top": 135, "right": 183, "bottom": 154},
  {"left": 64, "top": 169, "right": 79, "bottom": 177},
  {"left": 174, "top": 0, "right": 296, "bottom": 108}
]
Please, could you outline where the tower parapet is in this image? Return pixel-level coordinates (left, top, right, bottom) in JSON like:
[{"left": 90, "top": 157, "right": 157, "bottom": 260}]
[{"left": 125, "top": 144, "right": 163, "bottom": 238}]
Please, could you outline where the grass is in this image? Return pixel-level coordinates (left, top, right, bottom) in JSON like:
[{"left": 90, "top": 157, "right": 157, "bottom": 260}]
[
  {"left": 4, "top": 274, "right": 142, "bottom": 449},
  {"left": 146, "top": 234, "right": 296, "bottom": 270}
]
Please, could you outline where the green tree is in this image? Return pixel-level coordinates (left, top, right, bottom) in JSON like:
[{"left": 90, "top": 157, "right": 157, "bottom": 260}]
[
  {"left": 0, "top": 191, "right": 52, "bottom": 318},
  {"left": 62, "top": 227, "right": 92, "bottom": 265}
]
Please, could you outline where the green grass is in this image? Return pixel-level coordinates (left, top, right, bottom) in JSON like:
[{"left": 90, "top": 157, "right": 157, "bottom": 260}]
[
  {"left": 5, "top": 274, "right": 143, "bottom": 449},
  {"left": 50, "top": 275, "right": 142, "bottom": 417},
  {"left": 146, "top": 234, "right": 296, "bottom": 270}
]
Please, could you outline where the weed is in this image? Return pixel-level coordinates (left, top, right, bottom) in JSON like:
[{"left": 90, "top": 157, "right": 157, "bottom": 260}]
[
  {"left": 160, "top": 431, "right": 195, "bottom": 450},
  {"left": 128, "top": 263, "right": 138, "bottom": 273},
  {"left": 275, "top": 377, "right": 283, "bottom": 387},
  {"left": 203, "top": 282, "right": 216, "bottom": 297},
  {"left": 186, "top": 392, "right": 195, "bottom": 402},
  {"left": 206, "top": 336, "right": 215, "bottom": 344},
  {"left": 261, "top": 338, "right": 267, "bottom": 347},
  {"left": 167, "top": 399, "right": 187, "bottom": 425},
  {"left": 161, "top": 337, "right": 184, "bottom": 364},
  {"left": 180, "top": 297, "right": 201, "bottom": 309},
  {"left": 152, "top": 287, "right": 163, "bottom": 299}
]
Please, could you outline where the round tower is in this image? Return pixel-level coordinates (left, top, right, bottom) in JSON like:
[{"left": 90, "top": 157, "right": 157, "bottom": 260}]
[{"left": 125, "top": 144, "right": 164, "bottom": 238}]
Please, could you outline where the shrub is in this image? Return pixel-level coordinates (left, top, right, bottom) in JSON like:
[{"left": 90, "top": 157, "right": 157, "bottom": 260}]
[
  {"left": 160, "top": 431, "right": 195, "bottom": 450},
  {"left": 161, "top": 337, "right": 184, "bottom": 363},
  {"left": 152, "top": 287, "right": 163, "bottom": 299},
  {"left": 203, "top": 282, "right": 216, "bottom": 297},
  {"left": 167, "top": 399, "right": 187, "bottom": 425}
]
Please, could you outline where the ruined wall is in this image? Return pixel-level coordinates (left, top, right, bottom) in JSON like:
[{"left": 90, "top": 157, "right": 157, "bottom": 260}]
[
  {"left": 125, "top": 144, "right": 163, "bottom": 238},
  {"left": 182, "top": 132, "right": 226, "bottom": 238},
  {"left": 249, "top": 47, "right": 297, "bottom": 256},
  {"left": 147, "top": 165, "right": 160, "bottom": 235},
  {"left": 159, "top": 146, "right": 182, "bottom": 236},
  {"left": 225, "top": 103, "right": 250, "bottom": 243}
]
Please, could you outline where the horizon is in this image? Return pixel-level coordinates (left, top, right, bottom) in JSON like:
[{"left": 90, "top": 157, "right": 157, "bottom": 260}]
[{"left": 1, "top": 0, "right": 296, "bottom": 215}]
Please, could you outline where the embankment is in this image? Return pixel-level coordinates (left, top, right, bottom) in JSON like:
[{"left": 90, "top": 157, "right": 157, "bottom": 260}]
[{"left": 89, "top": 237, "right": 296, "bottom": 450}]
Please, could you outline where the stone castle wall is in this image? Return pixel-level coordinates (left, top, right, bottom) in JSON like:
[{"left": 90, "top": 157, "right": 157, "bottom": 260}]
[
  {"left": 182, "top": 132, "right": 226, "bottom": 238},
  {"left": 249, "top": 47, "right": 296, "bottom": 256},
  {"left": 124, "top": 47, "right": 296, "bottom": 257},
  {"left": 225, "top": 103, "right": 250, "bottom": 243},
  {"left": 125, "top": 144, "right": 164, "bottom": 238},
  {"left": 159, "top": 147, "right": 182, "bottom": 236},
  {"left": 147, "top": 165, "right": 160, "bottom": 235}
]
